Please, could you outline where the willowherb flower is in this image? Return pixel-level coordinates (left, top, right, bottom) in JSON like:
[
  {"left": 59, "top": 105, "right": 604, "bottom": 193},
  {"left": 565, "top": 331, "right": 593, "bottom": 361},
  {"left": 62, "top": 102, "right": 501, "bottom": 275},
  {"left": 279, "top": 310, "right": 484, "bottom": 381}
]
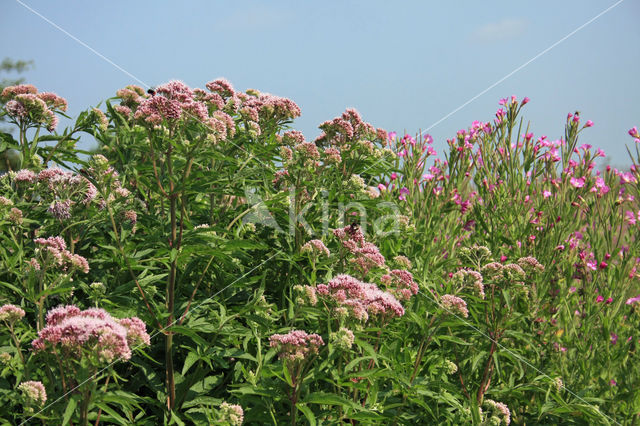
[
  {"left": 440, "top": 294, "right": 469, "bottom": 318},
  {"left": 218, "top": 402, "right": 244, "bottom": 425},
  {"left": 37, "top": 92, "right": 68, "bottom": 112},
  {"left": 0, "top": 196, "right": 13, "bottom": 207},
  {"left": 269, "top": 329, "right": 324, "bottom": 361},
  {"left": 0, "top": 304, "right": 25, "bottom": 324},
  {"left": 301, "top": 239, "right": 330, "bottom": 258},
  {"left": 0, "top": 352, "right": 11, "bottom": 364},
  {"left": 330, "top": 327, "right": 355, "bottom": 350},
  {"left": 32, "top": 305, "right": 149, "bottom": 365},
  {"left": 18, "top": 381, "right": 47, "bottom": 408},
  {"left": 483, "top": 399, "right": 511, "bottom": 425},
  {"left": 626, "top": 294, "right": 640, "bottom": 305}
]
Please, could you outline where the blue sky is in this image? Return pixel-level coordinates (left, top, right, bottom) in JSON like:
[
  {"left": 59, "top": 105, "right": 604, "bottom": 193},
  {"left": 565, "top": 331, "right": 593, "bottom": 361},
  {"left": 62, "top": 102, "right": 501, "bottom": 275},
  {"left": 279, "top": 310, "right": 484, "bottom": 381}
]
[{"left": 2, "top": 0, "right": 639, "bottom": 166}]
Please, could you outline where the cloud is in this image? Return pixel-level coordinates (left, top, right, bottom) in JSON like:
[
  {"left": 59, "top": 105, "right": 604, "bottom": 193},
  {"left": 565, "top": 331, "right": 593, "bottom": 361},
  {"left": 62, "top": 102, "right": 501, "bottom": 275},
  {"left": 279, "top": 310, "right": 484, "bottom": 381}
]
[{"left": 471, "top": 18, "right": 528, "bottom": 43}]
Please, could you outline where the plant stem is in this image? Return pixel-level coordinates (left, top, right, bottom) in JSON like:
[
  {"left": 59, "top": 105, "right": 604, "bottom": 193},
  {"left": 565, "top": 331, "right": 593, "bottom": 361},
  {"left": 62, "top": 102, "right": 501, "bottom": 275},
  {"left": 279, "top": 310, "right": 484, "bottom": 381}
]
[{"left": 165, "top": 144, "right": 178, "bottom": 411}]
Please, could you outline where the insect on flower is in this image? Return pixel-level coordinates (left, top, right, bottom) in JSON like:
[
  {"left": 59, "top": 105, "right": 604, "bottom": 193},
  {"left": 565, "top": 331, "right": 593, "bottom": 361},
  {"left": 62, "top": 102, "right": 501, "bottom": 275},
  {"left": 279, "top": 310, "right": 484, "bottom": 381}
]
[
  {"left": 348, "top": 221, "right": 359, "bottom": 236},
  {"left": 147, "top": 87, "right": 156, "bottom": 97}
]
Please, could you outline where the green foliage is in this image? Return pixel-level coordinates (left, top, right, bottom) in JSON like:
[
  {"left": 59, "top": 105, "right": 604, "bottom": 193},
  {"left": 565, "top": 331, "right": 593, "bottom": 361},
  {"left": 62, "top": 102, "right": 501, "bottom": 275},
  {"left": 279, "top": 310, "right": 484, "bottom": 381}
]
[{"left": 0, "top": 80, "right": 638, "bottom": 425}]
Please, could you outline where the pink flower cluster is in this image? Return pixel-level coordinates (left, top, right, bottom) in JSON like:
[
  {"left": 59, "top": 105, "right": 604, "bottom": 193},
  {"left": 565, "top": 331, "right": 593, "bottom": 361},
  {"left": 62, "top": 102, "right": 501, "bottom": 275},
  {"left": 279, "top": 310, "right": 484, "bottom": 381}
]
[
  {"left": 316, "top": 274, "right": 405, "bottom": 321},
  {"left": 0, "top": 304, "right": 25, "bottom": 323},
  {"left": 34, "top": 236, "right": 89, "bottom": 273},
  {"left": 484, "top": 399, "right": 511, "bottom": 425},
  {"left": 333, "top": 225, "right": 385, "bottom": 275},
  {"left": 316, "top": 108, "right": 383, "bottom": 148},
  {"left": 18, "top": 381, "right": 47, "bottom": 407},
  {"left": 13, "top": 167, "right": 97, "bottom": 215},
  {"left": 240, "top": 91, "right": 302, "bottom": 123},
  {"left": 451, "top": 269, "right": 485, "bottom": 299},
  {"left": 301, "top": 239, "right": 330, "bottom": 257},
  {"left": 269, "top": 329, "right": 324, "bottom": 361},
  {"left": 32, "top": 305, "right": 150, "bottom": 364},
  {"left": 380, "top": 269, "right": 418, "bottom": 301},
  {"left": 440, "top": 294, "right": 469, "bottom": 318},
  {"left": 219, "top": 402, "right": 244, "bottom": 425},
  {"left": 1, "top": 84, "right": 67, "bottom": 131}
]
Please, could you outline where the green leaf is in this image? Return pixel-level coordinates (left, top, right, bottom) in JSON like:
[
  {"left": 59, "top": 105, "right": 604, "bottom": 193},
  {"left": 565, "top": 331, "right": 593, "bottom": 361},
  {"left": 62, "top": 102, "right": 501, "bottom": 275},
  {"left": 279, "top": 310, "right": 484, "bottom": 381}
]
[
  {"left": 297, "top": 403, "right": 316, "bottom": 426},
  {"left": 61, "top": 396, "right": 78, "bottom": 425}
]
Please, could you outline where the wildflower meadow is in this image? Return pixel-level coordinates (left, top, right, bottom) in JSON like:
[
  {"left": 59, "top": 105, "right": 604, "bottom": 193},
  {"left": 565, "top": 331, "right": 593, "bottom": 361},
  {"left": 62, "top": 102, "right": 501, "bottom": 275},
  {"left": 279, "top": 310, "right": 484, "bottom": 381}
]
[{"left": 0, "top": 79, "right": 639, "bottom": 425}]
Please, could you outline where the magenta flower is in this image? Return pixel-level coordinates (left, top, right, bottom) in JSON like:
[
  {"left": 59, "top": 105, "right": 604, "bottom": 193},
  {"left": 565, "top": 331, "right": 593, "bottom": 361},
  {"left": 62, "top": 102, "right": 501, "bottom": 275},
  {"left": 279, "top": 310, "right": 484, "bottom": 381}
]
[
  {"left": 584, "top": 120, "right": 594, "bottom": 128},
  {"left": 629, "top": 127, "right": 639, "bottom": 138},
  {"left": 596, "top": 295, "right": 605, "bottom": 303},
  {"left": 569, "top": 177, "right": 585, "bottom": 188},
  {"left": 611, "top": 333, "right": 618, "bottom": 345},
  {"left": 625, "top": 295, "right": 640, "bottom": 305}
]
